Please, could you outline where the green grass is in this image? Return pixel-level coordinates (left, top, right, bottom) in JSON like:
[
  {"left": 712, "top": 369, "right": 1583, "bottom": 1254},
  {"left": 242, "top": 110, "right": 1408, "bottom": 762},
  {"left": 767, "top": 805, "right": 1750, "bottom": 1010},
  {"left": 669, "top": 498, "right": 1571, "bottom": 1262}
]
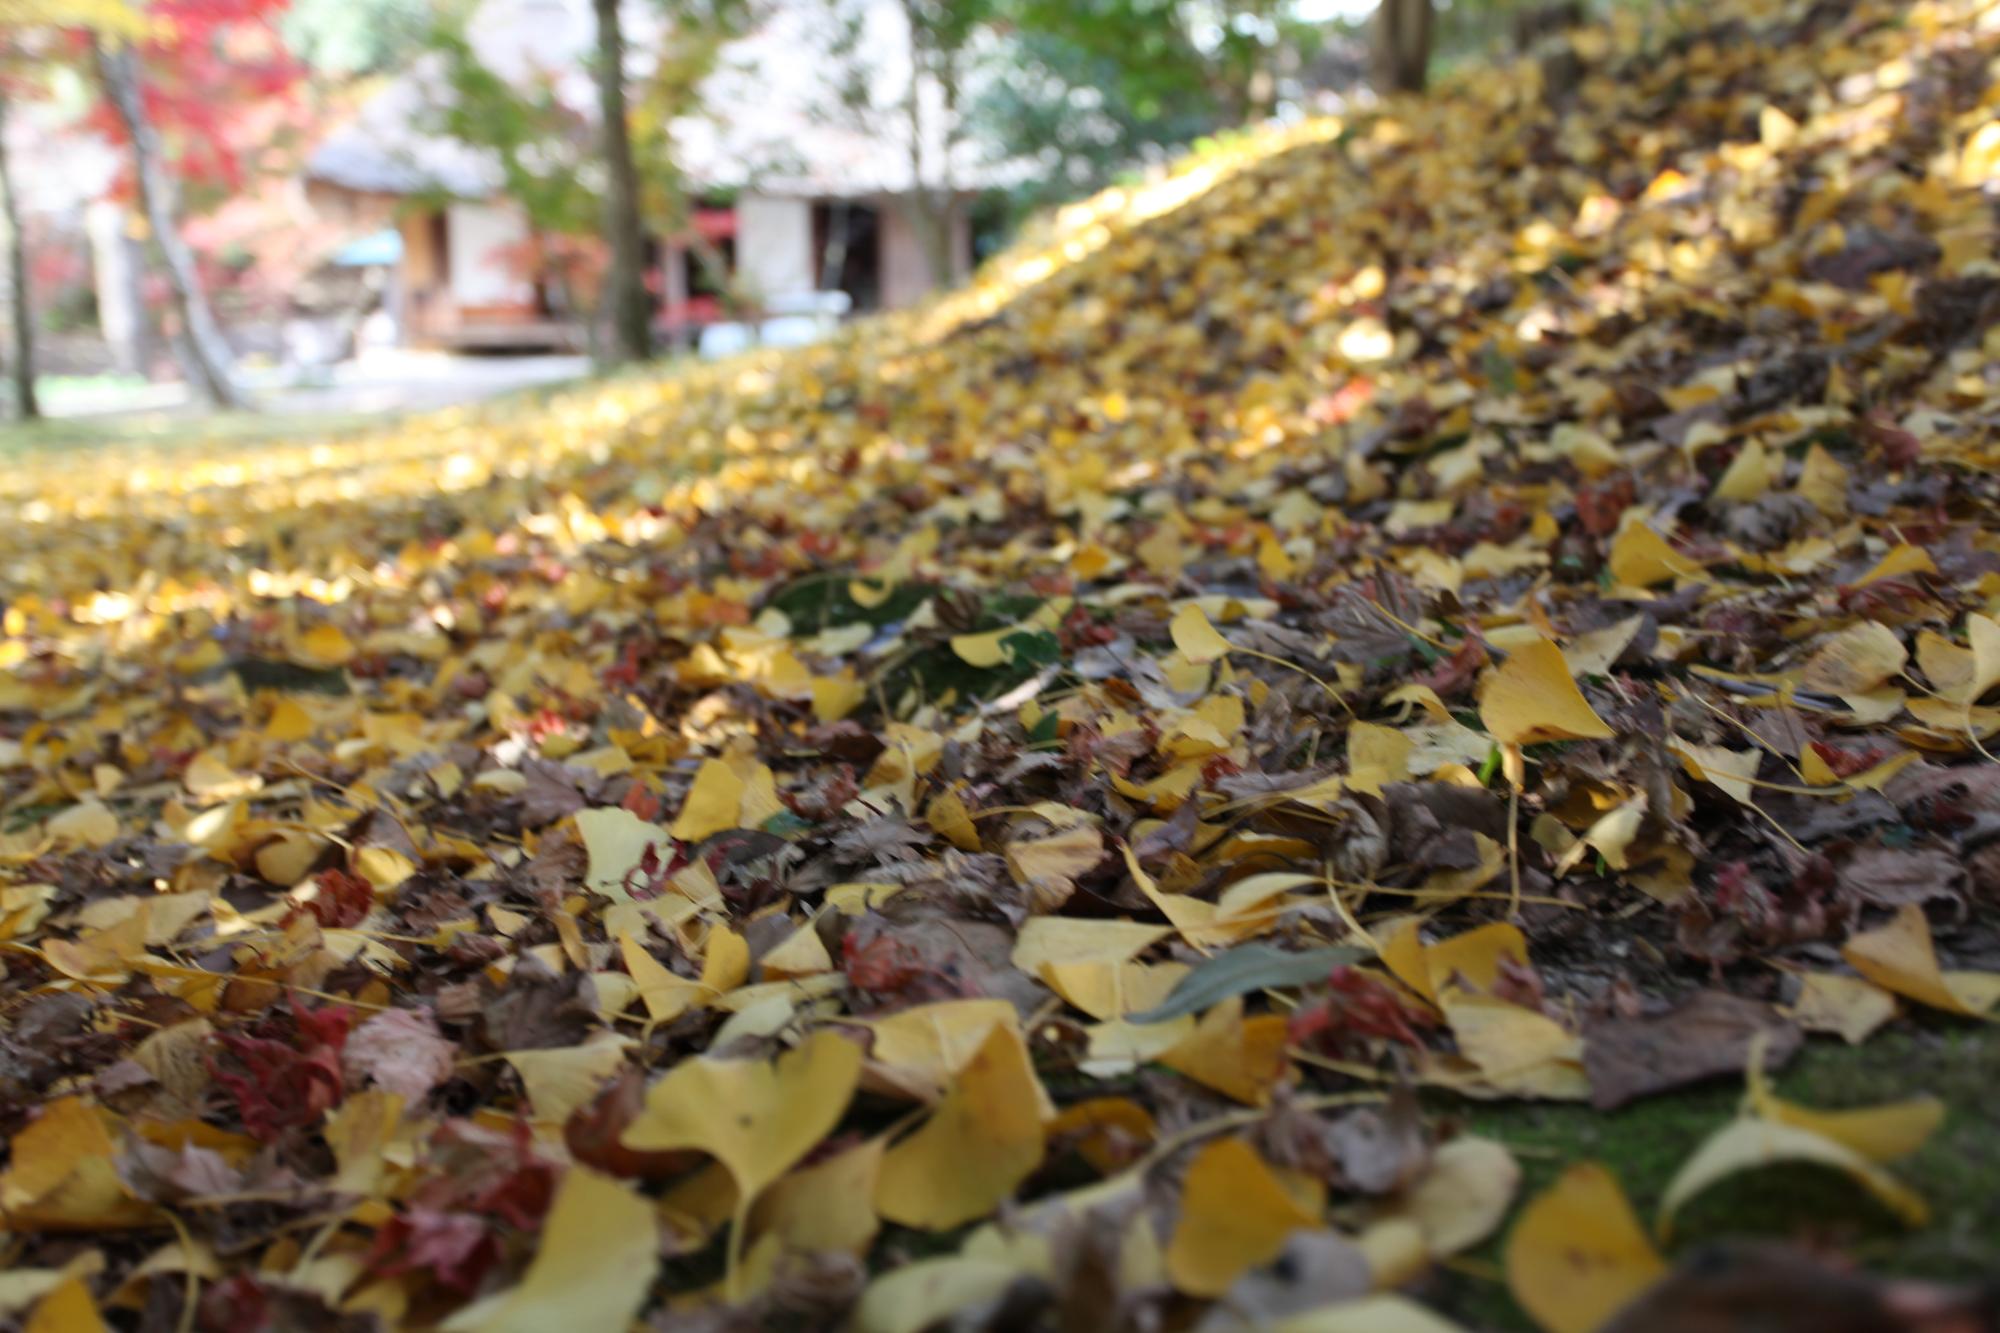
[{"left": 1430, "top": 1024, "right": 2000, "bottom": 1329}]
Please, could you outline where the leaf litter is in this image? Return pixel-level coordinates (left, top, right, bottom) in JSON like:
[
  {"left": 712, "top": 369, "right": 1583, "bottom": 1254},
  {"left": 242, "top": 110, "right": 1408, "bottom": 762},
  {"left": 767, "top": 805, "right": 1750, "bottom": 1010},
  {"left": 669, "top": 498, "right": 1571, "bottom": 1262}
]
[{"left": 7, "top": 0, "right": 2000, "bottom": 1327}]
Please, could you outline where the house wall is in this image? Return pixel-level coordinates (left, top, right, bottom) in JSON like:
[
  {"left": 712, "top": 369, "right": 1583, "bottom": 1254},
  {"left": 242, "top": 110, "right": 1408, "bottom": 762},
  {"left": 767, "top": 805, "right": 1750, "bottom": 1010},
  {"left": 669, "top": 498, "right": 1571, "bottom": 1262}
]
[
  {"left": 878, "top": 198, "right": 972, "bottom": 309},
  {"left": 446, "top": 201, "right": 535, "bottom": 310},
  {"left": 735, "top": 195, "right": 816, "bottom": 304}
]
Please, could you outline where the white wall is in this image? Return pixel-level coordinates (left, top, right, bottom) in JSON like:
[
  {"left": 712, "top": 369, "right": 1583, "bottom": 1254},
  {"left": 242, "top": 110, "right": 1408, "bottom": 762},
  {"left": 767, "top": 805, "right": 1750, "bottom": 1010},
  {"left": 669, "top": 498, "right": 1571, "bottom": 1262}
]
[
  {"left": 735, "top": 195, "right": 816, "bottom": 303},
  {"left": 446, "top": 202, "right": 534, "bottom": 308}
]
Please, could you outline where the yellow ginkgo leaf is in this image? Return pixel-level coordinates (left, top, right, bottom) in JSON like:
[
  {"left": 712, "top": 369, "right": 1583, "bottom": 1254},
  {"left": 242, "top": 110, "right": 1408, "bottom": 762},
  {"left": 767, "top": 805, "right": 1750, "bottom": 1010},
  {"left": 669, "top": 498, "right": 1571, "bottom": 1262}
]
[
  {"left": 760, "top": 920, "right": 833, "bottom": 978},
  {"left": 574, "top": 807, "right": 670, "bottom": 899},
  {"left": 1170, "top": 603, "right": 1232, "bottom": 665},
  {"left": 441, "top": 1168, "right": 657, "bottom": 1333},
  {"left": 1853, "top": 542, "right": 1937, "bottom": 588},
  {"left": 700, "top": 924, "right": 751, "bottom": 993},
  {"left": 1477, "top": 638, "right": 1615, "bottom": 747},
  {"left": 1710, "top": 438, "right": 1773, "bottom": 502},
  {"left": 669, "top": 758, "right": 746, "bottom": 842},
  {"left": 0, "top": 1097, "right": 155, "bottom": 1230},
  {"left": 867, "top": 998, "right": 1023, "bottom": 1099},
  {"left": 1746, "top": 1061, "right": 1942, "bottom": 1164},
  {"left": 875, "top": 1022, "right": 1047, "bottom": 1230},
  {"left": 1842, "top": 903, "right": 2000, "bottom": 1018},
  {"left": 46, "top": 800, "right": 119, "bottom": 849},
  {"left": 1165, "top": 1137, "right": 1319, "bottom": 1297},
  {"left": 1798, "top": 622, "right": 1906, "bottom": 697},
  {"left": 1785, "top": 971, "right": 1897, "bottom": 1045},
  {"left": 1560, "top": 615, "right": 1643, "bottom": 678},
  {"left": 949, "top": 627, "right": 1015, "bottom": 667},
  {"left": 1398, "top": 1136, "right": 1520, "bottom": 1257},
  {"left": 926, "top": 788, "right": 982, "bottom": 852},
  {"left": 1796, "top": 442, "right": 1850, "bottom": 516},
  {"left": 1658, "top": 1116, "right": 1928, "bottom": 1237},
  {"left": 24, "top": 1278, "right": 110, "bottom": 1333},
  {"left": 1270, "top": 1295, "right": 1468, "bottom": 1333},
  {"left": 850, "top": 1258, "right": 1022, "bottom": 1333},
  {"left": 752, "top": 1135, "right": 886, "bottom": 1257},
  {"left": 291, "top": 622, "right": 356, "bottom": 668},
  {"left": 1608, "top": 521, "right": 1703, "bottom": 588},
  {"left": 1504, "top": 1163, "right": 1664, "bottom": 1333},
  {"left": 505, "top": 1039, "right": 629, "bottom": 1127},
  {"left": 620, "top": 932, "right": 702, "bottom": 1023},
  {"left": 622, "top": 1030, "right": 862, "bottom": 1207},
  {"left": 1157, "top": 996, "right": 1291, "bottom": 1106}
]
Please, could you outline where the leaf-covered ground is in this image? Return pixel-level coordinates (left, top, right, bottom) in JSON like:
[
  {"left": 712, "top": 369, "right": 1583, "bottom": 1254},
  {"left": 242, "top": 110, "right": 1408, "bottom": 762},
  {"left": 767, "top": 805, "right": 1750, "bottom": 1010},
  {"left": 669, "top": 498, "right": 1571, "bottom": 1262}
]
[{"left": 7, "top": 0, "right": 2000, "bottom": 1328}]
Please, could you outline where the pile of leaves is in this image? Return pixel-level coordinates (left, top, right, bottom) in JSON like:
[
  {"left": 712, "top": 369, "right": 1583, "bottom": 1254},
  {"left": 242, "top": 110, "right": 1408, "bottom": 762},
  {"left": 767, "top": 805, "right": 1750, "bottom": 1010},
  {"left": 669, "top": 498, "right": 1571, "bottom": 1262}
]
[{"left": 6, "top": 0, "right": 2000, "bottom": 1327}]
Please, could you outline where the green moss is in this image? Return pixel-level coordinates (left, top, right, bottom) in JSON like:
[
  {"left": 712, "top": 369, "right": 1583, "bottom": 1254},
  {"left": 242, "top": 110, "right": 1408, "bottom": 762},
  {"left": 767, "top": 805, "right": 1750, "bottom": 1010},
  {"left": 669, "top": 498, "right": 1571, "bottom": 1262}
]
[{"left": 1426, "top": 1025, "right": 2000, "bottom": 1330}]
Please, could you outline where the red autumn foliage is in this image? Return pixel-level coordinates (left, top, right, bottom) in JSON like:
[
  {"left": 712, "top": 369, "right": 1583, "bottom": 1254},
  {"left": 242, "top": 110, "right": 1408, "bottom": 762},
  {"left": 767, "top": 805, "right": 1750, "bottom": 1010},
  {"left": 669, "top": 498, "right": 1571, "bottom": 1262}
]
[
  {"left": 209, "top": 1000, "right": 353, "bottom": 1142},
  {"left": 1287, "top": 965, "right": 1434, "bottom": 1052},
  {"left": 303, "top": 867, "right": 373, "bottom": 929},
  {"left": 367, "top": 1121, "right": 558, "bottom": 1295}
]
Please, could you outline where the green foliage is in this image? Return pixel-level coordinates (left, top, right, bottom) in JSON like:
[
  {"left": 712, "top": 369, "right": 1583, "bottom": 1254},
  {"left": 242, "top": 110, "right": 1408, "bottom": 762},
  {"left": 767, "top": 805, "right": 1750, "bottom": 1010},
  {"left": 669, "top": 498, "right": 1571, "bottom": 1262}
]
[
  {"left": 281, "top": 0, "right": 427, "bottom": 76},
  {"left": 968, "top": 0, "right": 1327, "bottom": 221},
  {"left": 424, "top": 12, "right": 602, "bottom": 239}
]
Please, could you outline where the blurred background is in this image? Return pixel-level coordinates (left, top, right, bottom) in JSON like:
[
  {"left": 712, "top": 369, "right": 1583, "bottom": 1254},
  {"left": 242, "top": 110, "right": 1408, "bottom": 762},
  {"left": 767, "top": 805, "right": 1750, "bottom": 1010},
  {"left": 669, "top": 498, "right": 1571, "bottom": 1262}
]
[{"left": 0, "top": 0, "right": 1593, "bottom": 429}]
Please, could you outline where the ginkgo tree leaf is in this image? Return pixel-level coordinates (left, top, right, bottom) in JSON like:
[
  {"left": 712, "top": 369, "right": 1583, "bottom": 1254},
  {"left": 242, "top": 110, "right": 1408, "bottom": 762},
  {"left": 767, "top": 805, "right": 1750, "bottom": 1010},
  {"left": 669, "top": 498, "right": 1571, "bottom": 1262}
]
[
  {"left": 1478, "top": 638, "right": 1615, "bottom": 747},
  {"left": 1505, "top": 1163, "right": 1664, "bottom": 1333},
  {"left": 441, "top": 1168, "right": 658, "bottom": 1333},
  {"left": 875, "top": 1023, "right": 1048, "bottom": 1229},
  {"left": 621, "top": 1031, "right": 863, "bottom": 1202},
  {"left": 6, "top": 0, "right": 2000, "bottom": 1324}
]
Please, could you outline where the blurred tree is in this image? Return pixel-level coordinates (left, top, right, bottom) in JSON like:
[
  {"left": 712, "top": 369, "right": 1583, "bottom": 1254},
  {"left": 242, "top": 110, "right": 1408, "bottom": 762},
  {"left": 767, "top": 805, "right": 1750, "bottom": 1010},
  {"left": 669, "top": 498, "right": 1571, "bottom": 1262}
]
[
  {"left": 427, "top": 1, "right": 750, "bottom": 363},
  {"left": 1374, "top": 0, "right": 1432, "bottom": 92},
  {"left": 0, "top": 85, "right": 37, "bottom": 419},
  {"left": 817, "top": 0, "right": 990, "bottom": 289},
  {"left": 1006, "top": 0, "right": 1318, "bottom": 128},
  {"left": 593, "top": 0, "right": 651, "bottom": 362},
  {"left": 94, "top": 33, "right": 240, "bottom": 406},
  {"left": 628, "top": 2, "right": 747, "bottom": 311},
  {"left": 281, "top": 0, "right": 425, "bottom": 77},
  {"left": 0, "top": 0, "right": 148, "bottom": 419},
  {"left": 966, "top": 0, "right": 1325, "bottom": 223},
  {"left": 896, "top": 0, "right": 989, "bottom": 287},
  {"left": 82, "top": 0, "right": 303, "bottom": 408},
  {"left": 427, "top": 13, "right": 606, "bottom": 347}
]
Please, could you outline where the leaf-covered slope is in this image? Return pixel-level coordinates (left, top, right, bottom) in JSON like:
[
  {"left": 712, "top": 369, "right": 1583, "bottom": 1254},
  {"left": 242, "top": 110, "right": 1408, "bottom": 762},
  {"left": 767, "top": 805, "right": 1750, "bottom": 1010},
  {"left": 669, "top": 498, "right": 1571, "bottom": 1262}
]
[{"left": 6, "top": 0, "right": 2000, "bottom": 1328}]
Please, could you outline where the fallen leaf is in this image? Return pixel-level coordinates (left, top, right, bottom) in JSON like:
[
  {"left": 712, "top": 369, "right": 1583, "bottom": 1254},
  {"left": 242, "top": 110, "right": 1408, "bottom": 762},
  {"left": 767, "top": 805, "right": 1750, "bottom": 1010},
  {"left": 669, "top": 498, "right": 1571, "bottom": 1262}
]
[
  {"left": 1172, "top": 604, "right": 1233, "bottom": 665},
  {"left": 1583, "top": 992, "right": 1800, "bottom": 1110},
  {"left": 1128, "top": 942, "right": 1362, "bottom": 1024},
  {"left": 669, "top": 758, "right": 746, "bottom": 842},
  {"left": 1157, "top": 996, "right": 1292, "bottom": 1105},
  {"left": 1799, "top": 623, "right": 1907, "bottom": 696},
  {"left": 1166, "top": 1137, "right": 1320, "bottom": 1297},
  {"left": 623, "top": 1032, "right": 862, "bottom": 1221},
  {"left": 1478, "top": 638, "right": 1615, "bottom": 746},
  {"left": 441, "top": 1167, "right": 658, "bottom": 1333},
  {"left": 1785, "top": 972, "right": 1897, "bottom": 1045},
  {"left": 1505, "top": 1163, "right": 1665, "bottom": 1333},
  {"left": 23, "top": 1278, "right": 109, "bottom": 1333},
  {"left": 1842, "top": 904, "right": 2000, "bottom": 1017},
  {"left": 876, "top": 1023, "right": 1047, "bottom": 1229},
  {"left": 1658, "top": 1116, "right": 1928, "bottom": 1236},
  {"left": 344, "top": 1006, "right": 456, "bottom": 1102}
]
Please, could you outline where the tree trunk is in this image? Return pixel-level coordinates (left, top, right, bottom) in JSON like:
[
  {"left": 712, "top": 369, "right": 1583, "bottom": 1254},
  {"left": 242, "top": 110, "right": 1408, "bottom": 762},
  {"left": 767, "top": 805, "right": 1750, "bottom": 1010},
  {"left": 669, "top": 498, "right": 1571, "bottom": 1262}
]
[
  {"left": 86, "top": 201, "right": 152, "bottom": 375},
  {"left": 896, "top": 0, "right": 951, "bottom": 289},
  {"left": 92, "top": 39, "right": 241, "bottom": 409},
  {"left": 592, "top": 0, "right": 651, "bottom": 365},
  {"left": 0, "top": 92, "right": 38, "bottom": 421},
  {"left": 1374, "top": 0, "right": 1434, "bottom": 94}
]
